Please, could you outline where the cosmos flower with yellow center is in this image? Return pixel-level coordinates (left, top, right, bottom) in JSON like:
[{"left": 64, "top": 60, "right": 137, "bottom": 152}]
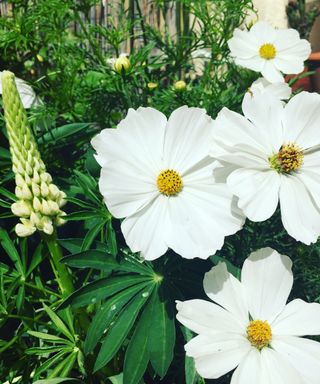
[
  {"left": 228, "top": 21, "right": 311, "bottom": 83},
  {"left": 177, "top": 248, "right": 320, "bottom": 382},
  {"left": 211, "top": 91, "right": 320, "bottom": 245},
  {"left": 91, "top": 106, "right": 244, "bottom": 260}
]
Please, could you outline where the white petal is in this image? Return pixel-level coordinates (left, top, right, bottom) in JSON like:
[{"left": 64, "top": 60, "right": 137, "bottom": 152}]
[
  {"left": 91, "top": 107, "right": 166, "bottom": 172},
  {"left": 259, "top": 347, "right": 303, "bottom": 384},
  {"left": 98, "top": 162, "right": 158, "bottom": 218},
  {"left": 241, "top": 92, "right": 284, "bottom": 152},
  {"left": 283, "top": 92, "right": 320, "bottom": 148},
  {"left": 228, "top": 29, "right": 260, "bottom": 59},
  {"left": 241, "top": 247, "right": 293, "bottom": 322},
  {"left": 296, "top": 168, "right": 320, "bottom": 208},
  {"left": 163, "top": 106, "right": 214, "bottom": 174},
  {"left": 227, "top": 169, "right": 280, "bottom": 222},
  {"left": 271, "top": 335, "right": 320, "bottom": 384},
  {"left": 212, "top": 107, "right": 271, "bottom": 155},
  {"left": 176, "top": 299, "right": 245, "bottom": 335},
  {"left": 186, "top": 333, "right": 250, "bottom": 379},
  {"left": 231, "top": 348, "right": 261, "bottom": 384},
  {"left": 279, "top": 175, "right": 320, "bottom": 244},
  {"left": 250, "top": 21, "right": 277, "bottom": 43},
  {"left": 203, "top": 263, "right": 248, "bottom": 326},
  {"left": 234, "top": 56, "right": 264, "bottom": 72},
  {"left": 166, "top": 183, "right": 244, "bottom": 259},
  {"left": 121, "top": 195, "right": 169, "bottom": 260},
  {"left": 272, "top": 299, "right": 320, "bottom": 336},
  {"left": 261, "top": 60, "right": 284, "bottom": 83}
]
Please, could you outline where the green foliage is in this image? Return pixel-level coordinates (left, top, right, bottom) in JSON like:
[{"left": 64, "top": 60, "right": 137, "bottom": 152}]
[{"left": 1, "top": 0, "right": 319, "bottom": 383}]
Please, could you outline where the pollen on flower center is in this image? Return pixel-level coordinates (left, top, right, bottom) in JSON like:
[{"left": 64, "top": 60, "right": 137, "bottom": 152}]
[
  {"left": 247, "top": 320, "right": 272, "bottom": 350},
  {"left": 157, "top": 169, "right": 183, "bottom": 196},
  {"left": 269, "top": 143, "right": 304, "bottom": 173},
  {"left": 259, "top": 43, "right": 276, "bottom": 60}
]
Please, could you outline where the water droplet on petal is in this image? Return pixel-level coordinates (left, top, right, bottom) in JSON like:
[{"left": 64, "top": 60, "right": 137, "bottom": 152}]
[{"left": 142, "top": 292, "right": 149, "bottom": 298}]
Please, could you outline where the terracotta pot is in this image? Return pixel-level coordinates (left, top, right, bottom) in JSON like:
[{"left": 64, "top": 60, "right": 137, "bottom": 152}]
[{"left": 308, "top": 52, "right": 320, "bottom": 92}]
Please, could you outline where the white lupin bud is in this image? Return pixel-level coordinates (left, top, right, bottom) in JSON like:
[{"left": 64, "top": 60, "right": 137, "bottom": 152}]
[
  {"left": 40, "top": 172, "right": 52, "bottom": 183},
  {"left": 15, "top": 220, "right": 36, "bottom": 237},
  {"left": 15, "top": 174, "right": 25, "bottom": 187},
  {"left": 17, "top": 162, "right": 25, "bottom": 174},
  {"left": 33, "top": 196, "right": 42, "bottom": 212},
  {"left": 25, "top": 161, "right": 33, "bottom": 176},
  {"left": 57, "top": 191, "right": 67, "bottom": 207},
  {"left": 21, "top": 183, "right": 33, "bottom": 200},
  {"left": 15, "top": 186, "right": 24, "bottom": 199},
  {"left": 49, "top": 184, "right": 60, "bottom": 199},
  {"left": 33, "top": 158, "right": 40, "bottom": 172},
  {"left": 24, "top": 173, "right": 31, "bottom": 186},
  {"left": 40, "top": 181, "right": 49, "bottom": 197},
  {"left": 31, "top": 182, "right": 41, "bottom": 196},
  {"left": 30, "top": 212, "right": 41, "bottom": 226},
  {"left": 33, "top": 169, "right": 40, "bottom": 184},
  {"left": 11, "top": 201, "right": 32, "bottom": 217},
  {"left": 55, "top": 211, "right": 67, "bottom": 226},
  {"left": 48, "top": 200, "right": 60, "bottom": 215},
  {"left": 41, "top": 217, "right": 54, "bottom": 235},
  {"left": 41, "top": 200, "right": 51, "bottom": 215}
]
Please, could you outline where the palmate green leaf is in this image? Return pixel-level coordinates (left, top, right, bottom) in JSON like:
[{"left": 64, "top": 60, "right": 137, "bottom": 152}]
[
  {"left": 27, "top": 331, "right": 74, "bottom": 345},
  {"left": 48, "top": 351, "right": 78, "bottom": 378},
  {"left": 81, "top": 219, "right": 107, "bottom": 251},
  {"left": 33, "top": 350, "right": 69, "bottom": 379},
  {"left": 84, "top": 281, "right": 151, "bottom": 354},
  {"left": 33, "top": 379, "right": 84, "bottom": 384},
  {"left": 148, "top": 292, "right": 176, "bottom": 378},
  {"left": 123, "top": 289, "right": 157, "bottom": 384},
  {"left": 27, "top": 346, "right": 72, "bottom": 355},
  {"left": 62, "top": 250, "right": 118, "bottom": 271},
  {"left": 43, "top": 304, "right": 74, "bottom": 342},
  {"left": 93, "top": 283, "right": 155, "bottom": 373},
  {"left": 59, "top": 275, "right": 153, "bottom": 309},
  {"left": 0, "top": 228, "right": 24, "bottom": 276},
  {"left": 38, "top": 123, "right": 91, "bottom": 143}
]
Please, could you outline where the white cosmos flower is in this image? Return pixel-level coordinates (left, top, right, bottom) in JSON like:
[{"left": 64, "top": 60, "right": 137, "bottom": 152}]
[
  {"left": 228, "top": 21, "right": 311, "bottom": 83},
  {"left": 0, "top": 72, "right": 40, "bottom": 108},
  {"left": 91, "top": 106, "right": 243, "bottom": 260},
  {"left": 211, "top": 91, "right": 320, "bottom": 245},
  {"left": 176, "top": 247, "right": 320, "bottom": 382},
  {"left": 242, "top": 77, "right": 292, "bottom": 113}
]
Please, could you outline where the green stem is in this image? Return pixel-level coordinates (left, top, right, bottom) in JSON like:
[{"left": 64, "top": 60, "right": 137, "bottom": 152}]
[{"left": 42, "top": 232, "right": 74, "bottom": 297}]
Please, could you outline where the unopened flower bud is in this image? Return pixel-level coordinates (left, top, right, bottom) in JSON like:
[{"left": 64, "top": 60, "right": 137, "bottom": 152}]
[
  {"left": 174, "top": 80, "right": 187, "bottom": 92},
  {"left": 114, "top": 56, "right": 131, "bottom": 74},
  {"left": 21, "top": 183, "right": 33, "bottom": 200},
  {"left": 31, "top": 181, "right": 41, "bottom": 196},
  {"left": 40, "top": 181, "right": 49, "bottom": 197},
  {"left": 48, "top": 200, "right": 60, "bottom": 215},
  {"left": 15, "top": 174, "right": 25, "bottom": 187},
  {"left": 11, "top": 201, "right": 32, "bottom": 217},
  {"left": 147, "top": 82, "right": 158, "bottom": 90},
  {"left": 55, "top": 212, "right": 67, "bottom": 226},
  {"left": 49, "top": 184, "right": 60, "bottom": 199},
  {"left": 40, "top": 172, "right": 52, "bottom": 183},
  {"left": 33, "top": 169, "right": 40, "bottom": 184},
  {"left": 15, "top": 220, "right": 36, "bottom": 237},
  {"left": 41, "top": 217, "right": 54, "bottom": 235},
  {"left": 41, "top": 200, "right": 51, "bottom": 215},
  {"left": 33, "top": 196, "right": 42, "bottom": 212},
  {"left": 30, "top": 212, "right": 41, "bottom": 226}
]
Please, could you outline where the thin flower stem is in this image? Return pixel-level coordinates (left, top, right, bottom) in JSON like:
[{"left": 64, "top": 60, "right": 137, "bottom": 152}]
[{"left": 42, "top": 232, "right": 74, "bottom": 297}]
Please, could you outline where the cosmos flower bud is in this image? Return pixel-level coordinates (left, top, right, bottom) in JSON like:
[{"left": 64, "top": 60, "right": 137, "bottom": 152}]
[
  {"left": 174, "top": 80, "right": 187, "bottom": 91},
  {"left": 114, "top": 56, "right": 131, "bottom": 74}
]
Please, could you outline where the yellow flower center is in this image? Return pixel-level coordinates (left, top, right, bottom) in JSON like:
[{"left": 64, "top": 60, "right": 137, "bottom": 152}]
[
  {"left": 259, "top": 43, "right": 276, "bottom": 60},
  {"left": 157, "top": 169, "right": 183, "bottom": 196},
  {"left": 247, "top": 320, "right": 272, "bottom": 350},
  {"left": 269, "top": 143, "right": 304, "bottom": 173}
]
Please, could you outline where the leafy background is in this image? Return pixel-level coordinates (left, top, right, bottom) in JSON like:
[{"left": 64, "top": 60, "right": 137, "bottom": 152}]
[{"left": 0, "top": 0, "right": 320, "bottom": 383}]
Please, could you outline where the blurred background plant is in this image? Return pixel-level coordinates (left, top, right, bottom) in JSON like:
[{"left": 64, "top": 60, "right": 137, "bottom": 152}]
[{"left": 0, "top": 0, "right": 319, "bottom": 383}]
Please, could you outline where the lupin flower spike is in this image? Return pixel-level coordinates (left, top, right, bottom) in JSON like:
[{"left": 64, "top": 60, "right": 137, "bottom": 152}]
[{"left": 2, "top": 71, "right": 67, "bottom": 237}]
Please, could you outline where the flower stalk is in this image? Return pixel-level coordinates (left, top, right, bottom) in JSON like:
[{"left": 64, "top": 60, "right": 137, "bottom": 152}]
[{"left": 2, "top": 70, "right": 74, "bottom": 296}]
